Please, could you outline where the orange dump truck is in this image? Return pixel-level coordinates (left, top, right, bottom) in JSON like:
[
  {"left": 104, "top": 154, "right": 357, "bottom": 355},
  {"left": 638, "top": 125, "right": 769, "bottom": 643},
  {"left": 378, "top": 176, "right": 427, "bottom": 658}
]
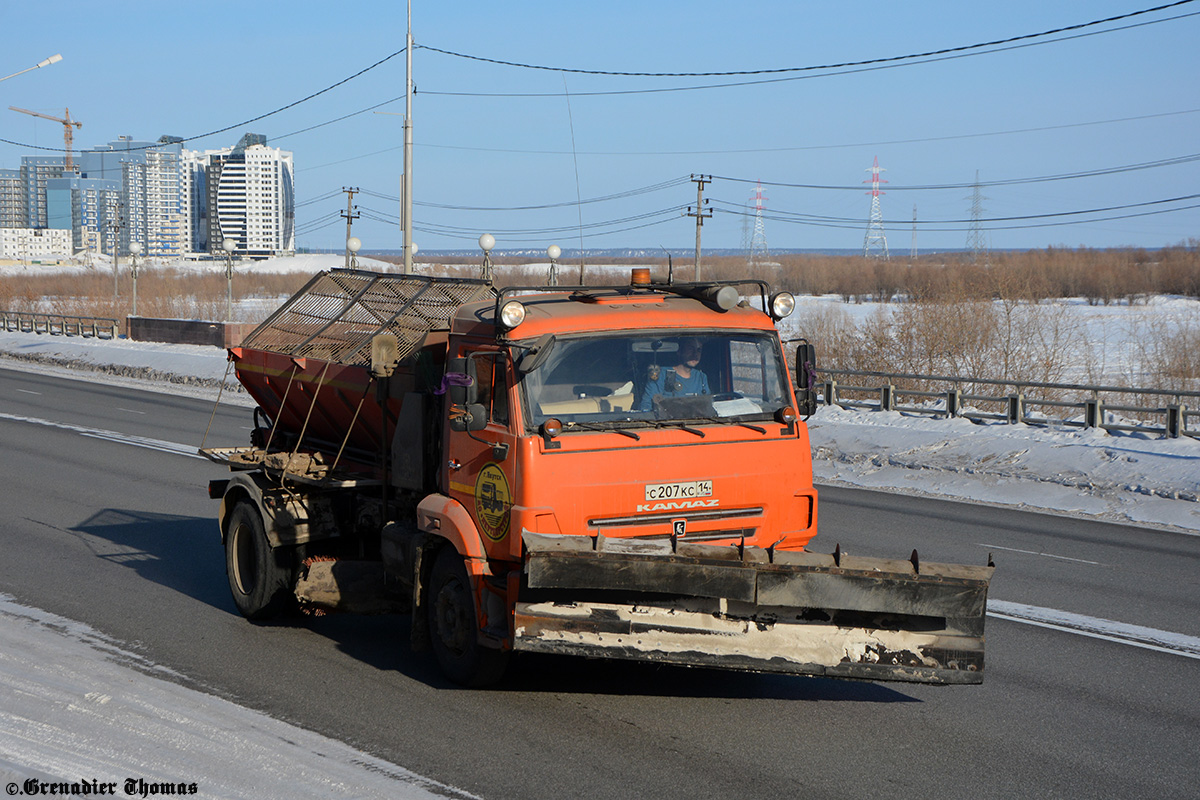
[{"left": 203, "top": 268, "right": 992, "bottom": 686}]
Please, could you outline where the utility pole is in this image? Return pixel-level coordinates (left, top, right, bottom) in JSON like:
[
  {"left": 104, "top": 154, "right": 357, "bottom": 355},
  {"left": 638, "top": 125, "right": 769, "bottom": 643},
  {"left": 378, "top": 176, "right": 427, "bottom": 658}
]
[
  {"left": 342, "top": 187, "right": 360, "bottom": 268},
  {"left": 686, "top": 174, "right": 712, "bottom": 281},
  {"left": 402, "top": 0, "right": 415, "bottom": 274}
]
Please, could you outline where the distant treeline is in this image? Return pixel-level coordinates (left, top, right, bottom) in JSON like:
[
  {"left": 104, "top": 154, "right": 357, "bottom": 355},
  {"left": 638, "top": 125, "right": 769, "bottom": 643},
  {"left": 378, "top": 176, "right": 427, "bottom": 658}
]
[{"left": 378, "top": 240, "right": 1200, "bottom": 304}]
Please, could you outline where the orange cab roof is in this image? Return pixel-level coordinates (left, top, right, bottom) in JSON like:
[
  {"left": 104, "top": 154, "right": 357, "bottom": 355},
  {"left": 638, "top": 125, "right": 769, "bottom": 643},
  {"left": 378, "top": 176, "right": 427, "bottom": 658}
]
[{"left": 452, "top": 287, "right": 777, "bottom": 341}]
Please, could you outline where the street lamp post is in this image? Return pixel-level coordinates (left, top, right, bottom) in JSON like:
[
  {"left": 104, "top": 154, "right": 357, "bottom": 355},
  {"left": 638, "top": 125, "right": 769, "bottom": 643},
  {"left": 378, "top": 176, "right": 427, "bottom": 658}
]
[
  {"left": 0, "top": 54, "right": 62, "bottom": 84},
  {"left": 347, "top": 236, "right": 361, "bottom": 269},
  {"left": 547, "top": 244, "right": 561, "bottom": 286},
  {"left": 222, "top": 238, "right": 236, "bottom": 322},
  {"left": 479, "top": 234, "right": 495, "bottom": 283},
  {"left": 129, "top": 242, "right": 142, "bottom": 317}
]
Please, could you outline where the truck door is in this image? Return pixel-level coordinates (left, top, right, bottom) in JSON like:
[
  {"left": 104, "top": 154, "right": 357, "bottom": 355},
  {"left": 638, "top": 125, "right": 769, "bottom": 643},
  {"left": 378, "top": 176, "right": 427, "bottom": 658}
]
[{"left": 446, "top": 349, "right": 517, "bottom": 557}]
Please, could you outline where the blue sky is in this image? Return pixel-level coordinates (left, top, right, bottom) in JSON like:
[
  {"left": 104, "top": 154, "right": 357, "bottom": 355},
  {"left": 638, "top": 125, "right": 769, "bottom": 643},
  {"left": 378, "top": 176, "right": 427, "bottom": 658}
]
[{"left": 2, "top": 1, "right": 1197, "bottom": 254}]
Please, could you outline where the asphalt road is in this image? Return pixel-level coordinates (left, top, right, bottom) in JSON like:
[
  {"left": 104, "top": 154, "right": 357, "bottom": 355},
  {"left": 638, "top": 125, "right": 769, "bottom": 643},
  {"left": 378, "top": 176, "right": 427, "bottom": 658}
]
[{"left": 1, "top": 365, "right": 1198, "bottom": 799}]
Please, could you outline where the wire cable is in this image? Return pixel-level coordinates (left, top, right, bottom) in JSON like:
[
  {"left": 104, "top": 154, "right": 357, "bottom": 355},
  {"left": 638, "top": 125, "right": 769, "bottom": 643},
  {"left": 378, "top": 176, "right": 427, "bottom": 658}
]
[
  {"left": 357, "top": 177, "right": 692, "bottom": 211},
  {"left": 711, "top": 153, "right": 1200, "bottom": 192},
  {"left": 712, "top": 193, "right": 1200, "bottom": 229},
  {"left": 0, "top": 49, "right": 405, "bottom": 155},
  {"left": 417, "top": 2, "right": 1194, "bottom": 78}
]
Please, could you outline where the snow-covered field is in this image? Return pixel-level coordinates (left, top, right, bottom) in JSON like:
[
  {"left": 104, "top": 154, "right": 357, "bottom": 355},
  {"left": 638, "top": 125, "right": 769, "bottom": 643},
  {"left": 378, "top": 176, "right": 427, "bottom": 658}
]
[{"left": 1, "top": 255, "right": 1198, "bottom": 793}]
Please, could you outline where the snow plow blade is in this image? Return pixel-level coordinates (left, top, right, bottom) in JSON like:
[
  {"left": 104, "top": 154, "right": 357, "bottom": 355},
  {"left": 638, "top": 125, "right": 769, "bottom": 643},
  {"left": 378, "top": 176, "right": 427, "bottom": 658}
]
[{"left": 515, "top": 533, "right": 994, "bottom": 685}]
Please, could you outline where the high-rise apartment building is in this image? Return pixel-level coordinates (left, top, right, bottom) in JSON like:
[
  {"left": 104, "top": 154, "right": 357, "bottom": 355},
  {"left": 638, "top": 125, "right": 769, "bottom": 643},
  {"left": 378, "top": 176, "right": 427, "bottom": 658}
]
[
  {"left": 45, "top": 175, "right": 120, "bottom": 258},
  {"left": 184, "top": 134, "right": 294, "bottom": 258},
  {"left": 1, "top": 132, "right": 293, "bottom": 259},
  {"left": 77, "top": 136, "right": 187, "bottom": 258},
  {"left": 20, "top": 156, "right": 67, "bottom": 230},
  {"left": 0, "top": 169, "right": 25, "bottom": 228}
]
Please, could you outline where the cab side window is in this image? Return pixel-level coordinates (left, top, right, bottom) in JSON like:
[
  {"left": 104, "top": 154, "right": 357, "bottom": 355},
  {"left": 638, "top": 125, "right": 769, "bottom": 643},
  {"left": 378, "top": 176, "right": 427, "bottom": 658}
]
[{"left": 471, "top": 352, "right": 509, "bottom": 425}]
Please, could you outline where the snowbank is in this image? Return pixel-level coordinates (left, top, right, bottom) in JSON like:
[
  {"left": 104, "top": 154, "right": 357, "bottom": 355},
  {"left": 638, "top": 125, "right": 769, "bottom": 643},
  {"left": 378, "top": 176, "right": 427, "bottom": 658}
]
[{"left": 0, "top": 595, "right": 475, "bottom": 799}]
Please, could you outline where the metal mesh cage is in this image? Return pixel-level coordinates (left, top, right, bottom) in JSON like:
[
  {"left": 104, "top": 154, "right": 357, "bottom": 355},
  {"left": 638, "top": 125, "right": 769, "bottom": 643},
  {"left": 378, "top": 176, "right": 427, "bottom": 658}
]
[{"left": 239, "top": 269, "right": 494, "bottom": 365}]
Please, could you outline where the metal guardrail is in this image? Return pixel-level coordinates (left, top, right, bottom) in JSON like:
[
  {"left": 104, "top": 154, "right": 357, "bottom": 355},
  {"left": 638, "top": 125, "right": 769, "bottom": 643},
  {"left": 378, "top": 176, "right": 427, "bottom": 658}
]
[
  {"left": 816, "top": 367, "right": 1196, "bottom": 440},
  {"left": 0, "top": 310, "right": 120, "bottom": 339}
]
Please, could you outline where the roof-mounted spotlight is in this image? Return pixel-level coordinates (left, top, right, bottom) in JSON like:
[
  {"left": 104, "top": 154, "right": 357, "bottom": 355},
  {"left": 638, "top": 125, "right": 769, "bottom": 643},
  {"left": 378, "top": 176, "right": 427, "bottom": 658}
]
[
  {"left": 499, "top": 299, "right": 526, "bottom": 329},
  {"left": 770, "top": 291, "right": 796, "bottom": 320}
]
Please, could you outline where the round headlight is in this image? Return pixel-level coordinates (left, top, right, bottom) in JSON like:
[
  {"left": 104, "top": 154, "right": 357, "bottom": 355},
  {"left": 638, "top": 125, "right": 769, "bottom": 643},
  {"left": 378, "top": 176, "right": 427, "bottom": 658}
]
[
  {"left": 541, "top": 418, "right": 563, "bottom": 438},
  {"left": 499, "top": 300, "right": 526, "bottom": 329},
  {"left": 775, "top": 405, "right": 798, "bottom": 424},
  {"left": 770, "top": 292, "right": 796, "bottom": 320}
]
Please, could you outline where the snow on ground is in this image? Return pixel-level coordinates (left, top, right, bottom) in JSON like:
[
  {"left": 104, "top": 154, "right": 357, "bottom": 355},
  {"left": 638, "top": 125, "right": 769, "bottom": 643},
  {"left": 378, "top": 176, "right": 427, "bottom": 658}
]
[
  {"left": 807, "top": 404, "right": 1200, "bottom": 533},
  {"left": 0, "top": 251, "right": 394, "bottom": 277},
  {"left": 0, "top": 594, "right": 475, "bottom": 800},
  {"left": 786, "top": 292, "right": 1200, "bottom": 386}
]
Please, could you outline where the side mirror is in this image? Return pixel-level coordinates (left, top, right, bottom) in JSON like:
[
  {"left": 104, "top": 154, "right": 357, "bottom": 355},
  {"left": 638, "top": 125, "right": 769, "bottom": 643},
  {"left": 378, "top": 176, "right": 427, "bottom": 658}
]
[
  {"left": 795, "top": 340, "right": 818, "bottom": 418},
  {"left": 449, "top": 403, "right": 489, "bottom": 432},
  {"left": 517, "top": 333, "right": 556, "bottom": 374},
  {"left": 446, "top": 357, "right": 478, "bottom": 405}
]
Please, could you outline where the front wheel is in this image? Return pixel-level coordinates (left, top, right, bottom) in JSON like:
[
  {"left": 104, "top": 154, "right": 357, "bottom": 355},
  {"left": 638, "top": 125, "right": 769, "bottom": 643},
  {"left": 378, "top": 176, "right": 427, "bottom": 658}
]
[
  {"left": 225, "top": 501, "right": 292, "bottom": 620},
  {"left": 426, "top": 547, "right": 509, "bottom": 687}
]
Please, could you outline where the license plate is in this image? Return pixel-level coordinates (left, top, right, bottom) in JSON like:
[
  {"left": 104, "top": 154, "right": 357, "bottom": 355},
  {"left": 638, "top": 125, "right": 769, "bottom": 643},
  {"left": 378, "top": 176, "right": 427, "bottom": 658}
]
[{"left": 644, "top": 480, "right": 713, "bottom": 501}]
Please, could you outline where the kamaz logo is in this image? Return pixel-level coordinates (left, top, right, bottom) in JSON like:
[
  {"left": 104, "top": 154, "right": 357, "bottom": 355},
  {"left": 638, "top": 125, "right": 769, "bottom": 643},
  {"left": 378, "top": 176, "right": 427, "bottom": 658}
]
[{"left": 636, "top": 498, "right": 720, "bottom": 513}]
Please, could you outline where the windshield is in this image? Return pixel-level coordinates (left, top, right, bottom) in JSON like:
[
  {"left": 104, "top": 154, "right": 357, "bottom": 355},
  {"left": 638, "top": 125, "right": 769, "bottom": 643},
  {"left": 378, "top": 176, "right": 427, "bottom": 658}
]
[{"left": 518, "top": 331, "right": 790, "bottom": 430}]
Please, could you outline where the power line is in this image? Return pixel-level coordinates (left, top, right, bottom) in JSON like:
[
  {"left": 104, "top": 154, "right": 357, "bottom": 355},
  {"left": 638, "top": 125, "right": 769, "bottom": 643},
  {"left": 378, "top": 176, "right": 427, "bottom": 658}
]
[
  {"left": 1, "top": 49, "right": 406, "bottom": 155},
  {"left": 416, "top": 7, "right": 1199, "bottom": 98},
  {"left": 417, "top": 2, "right": 1194, "bottom": 79},
  {"left": 712, "top": 193, "right": 1200, "bottom": 230},
  {"left": 712, "top": 152, "right": 1200, "bottom": 192},
  {"left": 380, "top": 177, "right": 693, "bottom": 211}
]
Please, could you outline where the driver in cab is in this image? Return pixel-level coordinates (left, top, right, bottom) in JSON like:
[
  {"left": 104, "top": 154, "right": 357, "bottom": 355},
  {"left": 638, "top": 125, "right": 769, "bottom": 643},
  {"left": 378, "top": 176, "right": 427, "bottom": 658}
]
[{"left": 638, "top": 338, "right": 710, "bottom": 411}]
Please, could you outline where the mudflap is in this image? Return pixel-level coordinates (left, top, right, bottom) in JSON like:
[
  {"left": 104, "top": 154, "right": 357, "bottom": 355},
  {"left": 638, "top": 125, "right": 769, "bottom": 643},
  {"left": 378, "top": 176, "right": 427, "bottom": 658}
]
[{"left": 515, "top": 533, "right": 994, "bottom": 685}]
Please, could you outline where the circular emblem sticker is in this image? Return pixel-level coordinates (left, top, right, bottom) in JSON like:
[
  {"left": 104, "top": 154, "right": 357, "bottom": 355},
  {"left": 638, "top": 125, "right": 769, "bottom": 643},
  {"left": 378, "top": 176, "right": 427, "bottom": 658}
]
[{"left": 474, "top": 462, "right": 512, "bottom": 541}]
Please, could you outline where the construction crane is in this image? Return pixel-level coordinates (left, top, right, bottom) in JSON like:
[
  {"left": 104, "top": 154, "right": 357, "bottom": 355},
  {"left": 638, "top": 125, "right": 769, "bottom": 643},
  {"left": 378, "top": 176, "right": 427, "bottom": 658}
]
[{"left": 8, "top": 106, "right": 82, "bottom": 172}]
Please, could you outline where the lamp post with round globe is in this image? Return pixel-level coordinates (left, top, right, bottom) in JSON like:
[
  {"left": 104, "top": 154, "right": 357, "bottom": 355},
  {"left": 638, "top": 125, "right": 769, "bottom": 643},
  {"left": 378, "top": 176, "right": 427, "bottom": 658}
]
[
  {"left": 546, "top": 244, "right": 561, "bottom": 286},
  {"left": 479, "top": 233, "right": 495, "bottom": 283},
  {"left": 128, "top": 242, "right": 142, "bottom": 317},
  {"left": 222, "top": 238, "right": 237, "bottom": 322},
  {"left": 347, "top": 236, "right": 361, "bottom": 269}
]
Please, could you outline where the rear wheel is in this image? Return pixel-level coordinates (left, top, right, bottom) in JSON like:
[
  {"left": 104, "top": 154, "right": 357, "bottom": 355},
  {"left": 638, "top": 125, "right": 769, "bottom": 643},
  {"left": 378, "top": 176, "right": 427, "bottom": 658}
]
[
  {"left": 427, "top": 547, "right": 509, "bottom": 687},
  {"left": 225, "top": 501, "right": 292, "bottom": 620}
]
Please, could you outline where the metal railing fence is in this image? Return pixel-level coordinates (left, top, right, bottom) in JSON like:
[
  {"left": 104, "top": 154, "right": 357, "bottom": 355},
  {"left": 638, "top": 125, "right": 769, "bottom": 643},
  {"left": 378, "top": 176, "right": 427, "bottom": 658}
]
[
  {"left": 814, "top": 367, "right": 1196, "bottom": 439},
  {"left": 0, "top": 310, "right": 120, "bottom": 339}
]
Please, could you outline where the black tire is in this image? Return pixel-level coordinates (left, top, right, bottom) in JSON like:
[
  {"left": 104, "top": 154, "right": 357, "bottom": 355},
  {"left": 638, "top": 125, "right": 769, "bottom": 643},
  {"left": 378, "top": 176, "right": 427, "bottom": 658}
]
[
  {"left": 426, "top": 547, "right": 509, "bottom": 687},
  {"left": 225, "top": 501, "right": 292, "bottom": 620}
]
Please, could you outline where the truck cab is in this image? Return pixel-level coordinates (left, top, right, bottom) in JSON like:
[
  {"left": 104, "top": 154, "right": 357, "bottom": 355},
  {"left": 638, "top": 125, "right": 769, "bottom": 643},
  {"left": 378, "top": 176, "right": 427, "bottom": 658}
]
[{"left": 439, "top": 278, "right": 817, "bottom": 569}]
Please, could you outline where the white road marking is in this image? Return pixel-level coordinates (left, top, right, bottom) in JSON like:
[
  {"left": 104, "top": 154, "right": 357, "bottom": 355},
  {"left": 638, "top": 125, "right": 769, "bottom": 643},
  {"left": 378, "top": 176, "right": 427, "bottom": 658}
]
[
  {"left": 981, "top": 543, "right": 1100, "bottom": 565},
  {"left": 989, "top": 599, "right": 1200, "bottom": 660},
  {"left": 117, "top": 407, "right": 147, "bottom": 415},
  {"left": 0, "top": 411, "right": 202, "bottom": 459},
  {"left": 16, "top": 389, "right": 41, "bottom": 395}
]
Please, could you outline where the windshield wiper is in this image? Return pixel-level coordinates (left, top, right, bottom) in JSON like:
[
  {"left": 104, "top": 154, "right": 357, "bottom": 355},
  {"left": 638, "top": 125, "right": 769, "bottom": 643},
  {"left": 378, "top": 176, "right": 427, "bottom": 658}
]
[
  {"left": 654, "top": 421, "right": 705, "bottom": 437},
  {"left": 565, "top": 421, "right": 641, "bottom": 440},
  {"left": 713, "top": 417, "right": 767, "bottom": 434}
]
